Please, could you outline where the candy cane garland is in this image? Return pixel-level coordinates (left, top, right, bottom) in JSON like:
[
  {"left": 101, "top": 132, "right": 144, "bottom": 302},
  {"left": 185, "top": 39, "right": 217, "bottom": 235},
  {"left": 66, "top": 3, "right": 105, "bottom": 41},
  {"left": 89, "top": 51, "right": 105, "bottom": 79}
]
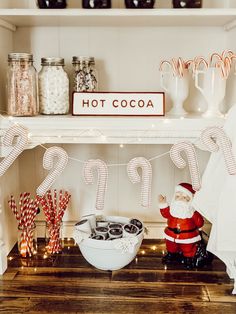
[
  {"left": 127, "top": 157, "right": 152, "bottom": 208},
  {"left": 83, "top": 159, "right": 108, "bottom": 211},
  {"left": 37, "top": 147, "right": 68, "bottom": 197},
  {"left": 201, "top": 126, "right": 236, "bottom": 175},
  {"left": 0, "top": 125, "right": 28, "bottom": 177},
  {"left": 170, "top": 142, "right": 201, "bottom": 191}
]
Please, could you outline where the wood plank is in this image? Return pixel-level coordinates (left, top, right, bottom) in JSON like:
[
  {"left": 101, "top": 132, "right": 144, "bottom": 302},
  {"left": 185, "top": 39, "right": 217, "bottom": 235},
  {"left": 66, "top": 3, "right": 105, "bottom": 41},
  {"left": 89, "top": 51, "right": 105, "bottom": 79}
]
[
  {"left": 53, "top": 255, "right": 95, "bottom": 268},
  {"left": 11, "top": 267, "right": 231, "bottom": 285},
  {"left": 7, "top": 255, "right": 57, "bottom": 268},
  {"left": 0, "top": 281, "right": 209, "bottom": 302},
  {"left": 6, "top": 298, "right": 236, "bottom": 314},
  {"left": 206, "top": 284, "right": 236, "bottom": 302},
  {"left": 7, "top": 253, "right": 225, "bottom": 273},
  {"left": 14, "top": 268, "right": 111, "bottom": 282},
  {"left": 112, "top": 269, "right": 231, "bottom": 285},
  {"left": 127, "top": 256, "right": 226, "bottom": 272},
  {"left": 0, "top": 297, "right": 29, "bottom": 314},
  {"left": 0, "top": 269, "right": 17, "bottom": 281}
]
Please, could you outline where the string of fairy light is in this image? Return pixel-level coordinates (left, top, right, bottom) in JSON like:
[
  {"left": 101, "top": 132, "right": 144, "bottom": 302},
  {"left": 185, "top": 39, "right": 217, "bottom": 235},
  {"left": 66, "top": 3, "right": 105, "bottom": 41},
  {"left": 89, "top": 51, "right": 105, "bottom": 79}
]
[
  {"left": 0, "top": 111, "right": 218, "bottom": 167},
  {"left": 0, "top": 112, "right": 215, "bottom": 167}
]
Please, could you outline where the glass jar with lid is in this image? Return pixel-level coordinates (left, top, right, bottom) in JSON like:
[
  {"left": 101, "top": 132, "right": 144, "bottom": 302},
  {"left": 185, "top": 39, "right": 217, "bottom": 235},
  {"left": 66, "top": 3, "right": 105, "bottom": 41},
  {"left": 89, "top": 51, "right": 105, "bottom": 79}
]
[
  {"left": 38, "top": 57, "right": 69, "bottom": 115},
  {"left": 7, "top": 53, "right": 38, "bottom": 117},
  {"left": 72, "top": 56, "right": 98, "bottom": 92}
]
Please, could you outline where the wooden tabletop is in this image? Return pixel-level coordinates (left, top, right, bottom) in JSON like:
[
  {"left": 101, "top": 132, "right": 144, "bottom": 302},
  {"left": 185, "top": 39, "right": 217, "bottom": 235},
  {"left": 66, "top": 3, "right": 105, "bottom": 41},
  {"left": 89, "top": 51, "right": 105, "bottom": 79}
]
[{"left": 0, "top": 239, "right": 235, "bottom": 313}]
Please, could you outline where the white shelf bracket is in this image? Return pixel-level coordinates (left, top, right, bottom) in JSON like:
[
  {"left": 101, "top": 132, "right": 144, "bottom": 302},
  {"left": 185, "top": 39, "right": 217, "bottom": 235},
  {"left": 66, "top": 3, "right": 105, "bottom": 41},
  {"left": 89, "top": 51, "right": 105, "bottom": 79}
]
[
  {"left": 0, "top": 17, "right": 16, "bottom": 32},
  {"left": 224, "top": 18, "right": 236, "bottom": 32}
]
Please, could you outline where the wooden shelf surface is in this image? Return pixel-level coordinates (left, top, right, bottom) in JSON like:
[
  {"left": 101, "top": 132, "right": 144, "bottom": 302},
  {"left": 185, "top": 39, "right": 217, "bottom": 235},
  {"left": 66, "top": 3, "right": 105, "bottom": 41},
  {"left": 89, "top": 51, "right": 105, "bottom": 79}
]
[{"left": 0, "top": 9, "right": 236, "bottom": 29}]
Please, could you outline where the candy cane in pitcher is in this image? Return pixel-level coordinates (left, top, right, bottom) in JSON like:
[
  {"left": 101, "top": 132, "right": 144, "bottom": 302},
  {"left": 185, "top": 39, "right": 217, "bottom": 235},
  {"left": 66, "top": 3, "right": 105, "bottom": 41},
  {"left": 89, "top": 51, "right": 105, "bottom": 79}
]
[
  {"left": 127, "top": 157, "right": 152, "bottom": 208},
  {"left": 200, "top": 126, "right": 236, "bottom": 175},
  {"left": 170, "top": 142, "right": 201, "bottom": 191},
  {"left": 83, "top": 159, "right": 108, "bottom": 211}
]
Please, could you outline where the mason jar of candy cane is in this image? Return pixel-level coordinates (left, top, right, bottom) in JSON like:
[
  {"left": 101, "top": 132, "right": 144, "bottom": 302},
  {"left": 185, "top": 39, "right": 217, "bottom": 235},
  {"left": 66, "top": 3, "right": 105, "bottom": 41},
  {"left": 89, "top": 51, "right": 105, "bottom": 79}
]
[
  {"left": 39, "top": 57, "right": 69, "bottom": 115},
  {"left": 45, "top": 222, "right": 64, "bottom": 254},
  {"left": 7, "top": 53, "right": 38, "bottom": 116},
  {"left": 17, "top": 223, "right": 37, "bottom": 258},
  {"left": 72, "top": 56, "right": 98, "bottom": 92}
]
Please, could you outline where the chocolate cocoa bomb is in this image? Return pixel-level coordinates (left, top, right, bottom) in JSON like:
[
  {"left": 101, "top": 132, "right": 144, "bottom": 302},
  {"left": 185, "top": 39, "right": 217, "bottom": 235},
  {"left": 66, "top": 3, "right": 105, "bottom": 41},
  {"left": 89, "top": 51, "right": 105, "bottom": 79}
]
[
  {"left": 109, "top": 228, "right": 122, "bottom": 236},
  {"left": 130, "top": 219, "right": 143, "bottom": 230},
  {"left": 95, "top": 227, "right": 108, "bottom": 233},
  {"left": 124, "top": 224, "right": 138, "bottom": 234}
]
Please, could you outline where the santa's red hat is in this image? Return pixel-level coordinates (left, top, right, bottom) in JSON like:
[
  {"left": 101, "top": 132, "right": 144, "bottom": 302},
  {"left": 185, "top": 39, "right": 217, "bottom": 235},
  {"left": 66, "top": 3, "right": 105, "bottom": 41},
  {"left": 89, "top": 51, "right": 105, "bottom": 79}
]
[{"left": 175, "top": 183, "right": 195, "bottom": 199}]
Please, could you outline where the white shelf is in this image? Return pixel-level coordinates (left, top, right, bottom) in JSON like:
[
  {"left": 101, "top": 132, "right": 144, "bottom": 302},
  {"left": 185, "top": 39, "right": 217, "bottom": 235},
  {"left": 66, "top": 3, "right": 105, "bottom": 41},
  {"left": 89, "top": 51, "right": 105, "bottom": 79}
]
[
  {"left": 0, "top": 115, "right": 225, "bottom": 153},
  {"left": 0, "top": 9, "right": 236, "bottom": 30}
]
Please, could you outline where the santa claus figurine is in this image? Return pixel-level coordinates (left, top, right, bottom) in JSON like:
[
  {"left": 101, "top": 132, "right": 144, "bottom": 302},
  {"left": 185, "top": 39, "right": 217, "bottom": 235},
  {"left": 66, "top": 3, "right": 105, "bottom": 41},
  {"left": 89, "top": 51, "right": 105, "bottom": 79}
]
[{"left": 159, "top": 182, "right": 204, "bottom": 269}]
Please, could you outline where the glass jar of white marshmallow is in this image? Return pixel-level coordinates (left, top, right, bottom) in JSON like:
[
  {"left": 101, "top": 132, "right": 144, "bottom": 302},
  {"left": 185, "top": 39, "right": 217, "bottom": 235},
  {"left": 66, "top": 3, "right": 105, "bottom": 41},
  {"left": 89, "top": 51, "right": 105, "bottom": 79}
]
[{"left": 38, "top": 57, "right": 69, "bottom": 115}]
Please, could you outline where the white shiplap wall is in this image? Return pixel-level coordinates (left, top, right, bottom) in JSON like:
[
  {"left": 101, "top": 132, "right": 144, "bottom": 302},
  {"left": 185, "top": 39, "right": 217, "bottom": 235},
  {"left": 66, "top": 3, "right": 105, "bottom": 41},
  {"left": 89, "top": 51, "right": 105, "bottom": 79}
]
[
  {"left": 1, "top": 2, "right": 234, "bottom": 240},
  {"left": 11, "top": 22, "right": 231, "bottom": 236}
]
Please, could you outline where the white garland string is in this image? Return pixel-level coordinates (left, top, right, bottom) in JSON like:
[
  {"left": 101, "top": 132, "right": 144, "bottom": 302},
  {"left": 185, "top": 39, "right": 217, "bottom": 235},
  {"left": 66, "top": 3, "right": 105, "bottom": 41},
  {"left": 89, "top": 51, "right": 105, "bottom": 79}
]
[{"left": 0, "top": 113, "right": 201, "bottom": 167}]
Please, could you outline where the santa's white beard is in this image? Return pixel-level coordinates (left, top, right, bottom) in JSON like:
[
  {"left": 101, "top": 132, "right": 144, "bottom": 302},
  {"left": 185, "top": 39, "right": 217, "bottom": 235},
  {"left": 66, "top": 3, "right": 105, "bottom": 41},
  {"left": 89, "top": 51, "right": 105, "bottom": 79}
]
[{"left": 170, "top": 200, "right": 194, "bottom": 219}]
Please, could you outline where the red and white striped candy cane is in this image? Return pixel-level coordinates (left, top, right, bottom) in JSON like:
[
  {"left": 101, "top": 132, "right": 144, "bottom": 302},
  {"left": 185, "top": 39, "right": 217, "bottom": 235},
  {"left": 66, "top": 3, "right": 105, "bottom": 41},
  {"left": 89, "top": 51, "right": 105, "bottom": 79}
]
[
  {"left": 0, "top": 125, "right": 28, "bottom": 177},
  {"left": 127, "top": 157, "right": 152, "bottom": 208},
  {"left": 84, "top": 159, "right": 108, "bottom": 211},
  {"left": 201, "top": 126, "right": 236, "bottom": 175},
  {"left": 8, "top": 196, "right": 20, "bottom": 221},
  {"left": 36, "top": 147, "right": 68, "bottom": 197},
  {"left": 170, "top": 142, "right": 201, "bottom": 191}
]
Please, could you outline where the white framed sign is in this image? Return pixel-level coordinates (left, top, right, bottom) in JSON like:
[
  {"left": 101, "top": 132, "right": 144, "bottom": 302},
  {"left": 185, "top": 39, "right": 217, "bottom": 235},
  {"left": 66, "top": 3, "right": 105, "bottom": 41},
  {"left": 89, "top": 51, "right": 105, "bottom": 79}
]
[{"left": 72, "top": 92, "right": 165, "bottom": 116}]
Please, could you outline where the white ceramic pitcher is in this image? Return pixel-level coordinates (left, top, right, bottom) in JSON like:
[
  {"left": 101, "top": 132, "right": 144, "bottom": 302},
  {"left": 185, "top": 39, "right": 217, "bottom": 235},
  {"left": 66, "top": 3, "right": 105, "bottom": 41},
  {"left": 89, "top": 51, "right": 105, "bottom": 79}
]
[
  {"left": 195, "top": 67, "right": 226, "bottom": 118},
  {"left": 160, "top": 69, "right": 189, "bottom": 116}
]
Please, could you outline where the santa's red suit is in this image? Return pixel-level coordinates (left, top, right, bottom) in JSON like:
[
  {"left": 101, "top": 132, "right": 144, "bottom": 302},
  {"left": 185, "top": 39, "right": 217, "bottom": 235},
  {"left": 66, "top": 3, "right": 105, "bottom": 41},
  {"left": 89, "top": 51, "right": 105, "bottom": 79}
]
[{"left": 160, "top": 183, "right": 204, "bottom": 258}]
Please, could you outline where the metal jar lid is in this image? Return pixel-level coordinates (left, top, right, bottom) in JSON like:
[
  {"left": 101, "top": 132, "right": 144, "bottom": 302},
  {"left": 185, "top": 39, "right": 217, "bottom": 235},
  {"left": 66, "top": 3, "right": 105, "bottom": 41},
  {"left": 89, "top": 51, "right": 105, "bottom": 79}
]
[
  {"left": 8, "top": 53, "right": 33, "bottom": 62},
  {"left": 41, "top": 57, "right": 65, "bottom": 66},
  {"left": 72, "top": 56, "right": 95, "bottom": 65}
]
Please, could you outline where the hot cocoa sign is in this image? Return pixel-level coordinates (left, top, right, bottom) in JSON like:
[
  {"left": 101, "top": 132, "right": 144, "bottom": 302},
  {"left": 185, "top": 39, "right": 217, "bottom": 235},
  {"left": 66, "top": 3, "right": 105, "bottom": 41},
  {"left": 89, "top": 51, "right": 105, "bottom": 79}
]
[{"left": 72, "top": 92, "right": 165, "bottom": 116}]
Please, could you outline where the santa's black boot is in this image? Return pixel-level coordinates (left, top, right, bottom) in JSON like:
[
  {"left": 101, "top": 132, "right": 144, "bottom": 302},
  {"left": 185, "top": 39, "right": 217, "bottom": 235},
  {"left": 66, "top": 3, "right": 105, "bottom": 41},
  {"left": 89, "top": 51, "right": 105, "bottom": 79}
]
[
  {"left": 162, "top": 252, "right": 180, "bottom": 264},
  {"left": 183, "top": 256, "right": 195, "bottom": 269}
]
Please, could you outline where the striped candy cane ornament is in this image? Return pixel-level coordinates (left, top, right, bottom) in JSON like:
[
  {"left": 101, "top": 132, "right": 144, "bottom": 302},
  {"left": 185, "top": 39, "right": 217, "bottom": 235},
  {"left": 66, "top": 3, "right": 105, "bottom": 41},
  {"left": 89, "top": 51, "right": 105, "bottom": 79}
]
[
  {"left": 37, "top": 147, "right": 68, "bottom": 197},
  {"left": 127, "top": 157, "right": 152, "bottom": 208},
  {"left": 201, "top": 126, "right": 236, "bottom": 175},
  {"left": 83, "top": 159, "right": 108, "bottom": 211},
  {"left": 0, "top": 125, "right": 28, "bottom": 177},
  {"left": 170, "top": 142, "right": 201, "bottom": 191}
]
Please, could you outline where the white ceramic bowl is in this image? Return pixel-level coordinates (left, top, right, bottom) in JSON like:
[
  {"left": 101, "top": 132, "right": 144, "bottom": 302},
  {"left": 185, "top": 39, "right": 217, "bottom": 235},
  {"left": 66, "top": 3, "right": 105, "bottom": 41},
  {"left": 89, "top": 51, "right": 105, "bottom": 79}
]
[{"left": 78, "top": 216, "right": 144, "bottom": 271}]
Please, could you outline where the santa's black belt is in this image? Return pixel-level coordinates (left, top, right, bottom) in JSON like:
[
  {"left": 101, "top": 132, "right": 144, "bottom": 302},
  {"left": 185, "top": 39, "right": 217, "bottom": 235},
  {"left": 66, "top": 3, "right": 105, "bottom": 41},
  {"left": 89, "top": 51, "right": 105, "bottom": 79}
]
[{"left": 167, "top": 227, "right": 197, "bottom": 234}]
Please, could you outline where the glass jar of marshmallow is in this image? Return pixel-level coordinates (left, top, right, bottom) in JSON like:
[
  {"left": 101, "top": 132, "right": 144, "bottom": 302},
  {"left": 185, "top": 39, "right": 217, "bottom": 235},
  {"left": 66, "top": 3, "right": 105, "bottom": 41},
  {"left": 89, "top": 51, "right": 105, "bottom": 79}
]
[{"left": 38, "top": 57, "right": 69, "bottom": 115}]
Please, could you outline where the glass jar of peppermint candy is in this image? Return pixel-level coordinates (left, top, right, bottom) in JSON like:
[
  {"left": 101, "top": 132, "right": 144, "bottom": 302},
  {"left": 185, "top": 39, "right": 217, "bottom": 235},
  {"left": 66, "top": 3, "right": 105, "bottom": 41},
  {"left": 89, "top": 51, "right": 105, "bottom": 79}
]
[
  {"left": 72, "top": 56, "right": 98, "bottom": 92},
  {"left": 38, "top": 57, "right": 69, "bottom": 115},
  {"left": 7, "top": 53, "right": 38, "bottom": 116}
]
